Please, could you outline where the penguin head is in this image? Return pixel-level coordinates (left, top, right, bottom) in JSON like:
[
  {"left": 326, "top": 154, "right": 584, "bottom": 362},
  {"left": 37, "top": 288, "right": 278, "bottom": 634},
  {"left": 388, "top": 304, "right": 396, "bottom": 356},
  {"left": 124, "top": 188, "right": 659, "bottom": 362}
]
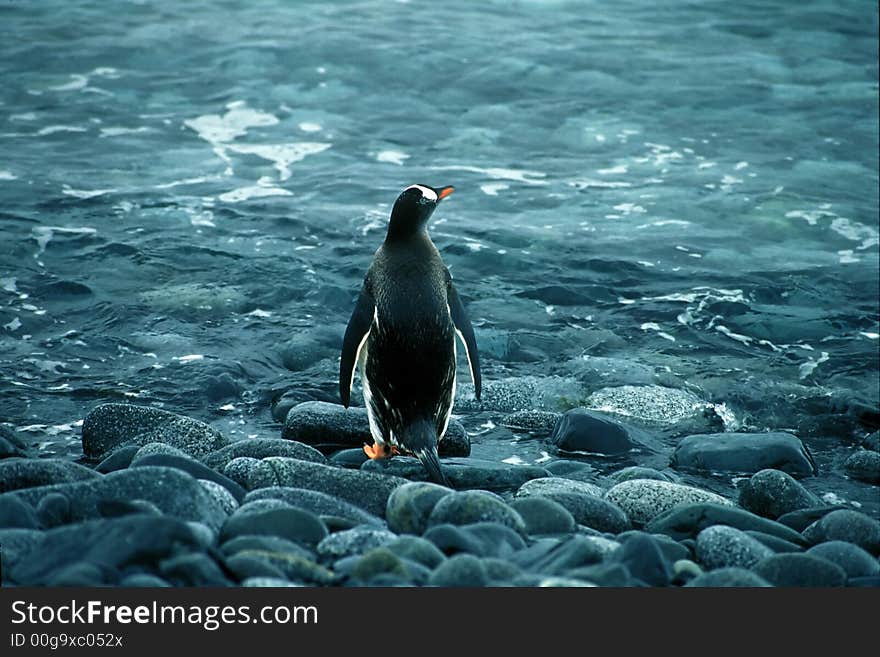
[{"left": 387, "top": 183, "right": 454, "bottom": 241}]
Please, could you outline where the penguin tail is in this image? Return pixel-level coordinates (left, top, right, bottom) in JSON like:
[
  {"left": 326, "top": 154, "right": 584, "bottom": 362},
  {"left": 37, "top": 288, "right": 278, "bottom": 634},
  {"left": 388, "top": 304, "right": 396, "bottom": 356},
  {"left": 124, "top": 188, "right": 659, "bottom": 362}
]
[{"left": 415, "top": 446, "right": 451, "bottom": 488}]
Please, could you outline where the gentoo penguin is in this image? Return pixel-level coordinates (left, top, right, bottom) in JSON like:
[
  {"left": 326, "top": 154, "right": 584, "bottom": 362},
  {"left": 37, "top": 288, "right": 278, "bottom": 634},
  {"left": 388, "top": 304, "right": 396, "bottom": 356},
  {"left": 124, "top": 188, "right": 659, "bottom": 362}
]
[{"left": 339, "top": 183, "right": 481, "bottom": 486}]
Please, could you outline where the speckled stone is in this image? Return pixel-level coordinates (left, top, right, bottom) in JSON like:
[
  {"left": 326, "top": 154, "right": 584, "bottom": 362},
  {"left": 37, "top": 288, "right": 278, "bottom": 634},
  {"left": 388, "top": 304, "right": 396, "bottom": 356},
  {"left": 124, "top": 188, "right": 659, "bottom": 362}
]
[
  {"left": 501, "top": 410, "right": 562, "bottom": 433},
  {"left": 738, "top": 469, "right": 820, "bottom": 519},
  {"left": 427, "top": 490, "right": 526, "bottom": 535},
  {"left": 605, "top": 479, "right": 733, "bottom": 525},
  {"left": 0, "top": 458, "right": 99, "bottom": 493},
  {"left": 752, "top": 553, "right": 847, "bottom": 587},
  {"left": 1, "top": 466, "right": 228, "bottom": 530},
  {"left": 262, "top": 457, "right": 407, "bottom": 517},
  {"left": 807, "top": 541, "right": 880, "bottom": 578},
  {"left": 516, "top": 477, "right": 605, "bottom": 500},
  {"left": 585, "top": 385, "right": 708, "bottom": 426},
  {"left": 696, "top": 525, "right": 774, "bottom": 570},
  {"left": 316, "top": 528, "right": 397, "bottom": 559},
  {"left": 202, "top": 438, "right": 327, "bottom": 469},
  {"left": 244, "top": 487, "right": 384, "bottom": 527},
  {"left": 385, "top": 482, "right": 454, "bottom": 535},
  {"left": 843, "top": 450, "right": 880, "bottom": 484},
  {"left": 82, "top": 403, "right": 230, "bottom": 460},
  {"left": 802, "top": 509, "right": 880, "bottom": 554}
]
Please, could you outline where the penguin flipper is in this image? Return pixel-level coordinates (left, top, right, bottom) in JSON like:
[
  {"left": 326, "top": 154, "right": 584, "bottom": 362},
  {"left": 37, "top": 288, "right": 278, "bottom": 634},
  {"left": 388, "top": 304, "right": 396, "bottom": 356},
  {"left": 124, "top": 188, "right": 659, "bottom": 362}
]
[
  {"left": 340, "top": 285, "right": 375, "bottom": 408},
  {"left": 447, "top": 277, "right": 481, "bottom": 401}
]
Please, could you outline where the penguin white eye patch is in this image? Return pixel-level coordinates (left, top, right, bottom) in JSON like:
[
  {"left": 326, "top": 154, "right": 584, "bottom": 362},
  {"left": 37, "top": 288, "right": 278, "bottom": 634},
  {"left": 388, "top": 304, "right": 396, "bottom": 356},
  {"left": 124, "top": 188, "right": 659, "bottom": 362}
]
[{"left": 405, "top": 184, "right": 438, "bottom": 202}]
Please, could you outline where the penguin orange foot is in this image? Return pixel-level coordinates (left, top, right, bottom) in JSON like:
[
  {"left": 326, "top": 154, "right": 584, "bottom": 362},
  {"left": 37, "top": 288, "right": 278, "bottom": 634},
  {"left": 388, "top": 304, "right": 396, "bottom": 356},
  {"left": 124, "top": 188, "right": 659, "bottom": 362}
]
[{"left": 363, "top": 441, "right": 399, "bottom": 460}]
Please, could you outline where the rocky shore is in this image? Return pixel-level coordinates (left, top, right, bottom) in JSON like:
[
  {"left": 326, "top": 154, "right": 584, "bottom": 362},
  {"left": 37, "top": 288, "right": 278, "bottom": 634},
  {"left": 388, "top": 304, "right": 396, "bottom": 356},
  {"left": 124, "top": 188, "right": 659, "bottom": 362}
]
[{"left": 1, "top": 400, "right": 878, "bottom": 587}]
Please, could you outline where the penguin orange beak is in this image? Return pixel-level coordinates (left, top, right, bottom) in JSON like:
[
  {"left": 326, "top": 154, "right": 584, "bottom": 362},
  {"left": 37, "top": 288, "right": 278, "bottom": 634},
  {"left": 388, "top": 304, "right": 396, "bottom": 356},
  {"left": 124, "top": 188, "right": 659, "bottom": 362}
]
[{"left": 436, "top": 186, "right": 455, "bottom": 201}]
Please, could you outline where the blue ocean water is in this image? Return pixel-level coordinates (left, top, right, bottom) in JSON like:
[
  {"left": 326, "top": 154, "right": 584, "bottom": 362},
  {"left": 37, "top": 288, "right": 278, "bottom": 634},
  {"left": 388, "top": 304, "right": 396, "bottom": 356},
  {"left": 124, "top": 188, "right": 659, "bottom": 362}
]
[{"left": 0, "top": 2, "right": 877, "bottom": 509}]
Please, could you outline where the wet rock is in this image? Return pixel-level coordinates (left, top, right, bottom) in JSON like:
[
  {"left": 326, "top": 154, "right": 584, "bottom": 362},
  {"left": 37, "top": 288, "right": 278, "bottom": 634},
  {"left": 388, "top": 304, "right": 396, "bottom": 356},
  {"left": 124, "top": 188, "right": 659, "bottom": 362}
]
[
  {"left": 843, "top": 450, "right": 880, "bottom": 484},
  {"left": 605, "top": 479, "right": 732, "bottom": 525},
  {"left": 349, "top": 547, "right": 411, "bottom": 583},
  {"left": 553, "top": 563, "right": 630, "bottom": 587},
  {"left": 222, "top": 457, "right": 277, "bottom": 489},
  {"left": 46, "top": 561, "right": 117, "bottom": 586},
  {"left": 776, "top": 506, "right": 840, "bottom": 532},
  {"left": 422, "top": 523, "right": 521, "bottom": 558},
  {"left": 0, "top": 458, "right": 99, "bottom": 493},
  {"left": 0, "top": 496, "right": 39, "bottom": 529},
  {"left": 35, "top": 493, "right": 70, "bottom": 528},
  {"left": 386, "top": 482, "right": 453, "bottom": 535},
  {"left": 82, "top": 403, "right": 230, "bottom": 460},
  {"left": 610, "top": 532, "right": 674, "bottom": 586},
  {"left": 263, "top": 457, "right": 407, "bottom": 517},
  {"left": 282, "top": 401, "right": 469, "bottom": 457},
  {"left": 585, "top": 385, "right": 709, "bottom": 427},
  {"left": 606, "top": 466, "right": 673, "bottom": 485},
  {"left": 684, "top": 567, "right": 773, "bottom": 587},
  {"left": 362, "top": 456, "right": 548, "bottom": 491},
  {"left": 244, "top": 487, "right": 384, "bottom": 527},
  {"left": 9, "top": 515, "right": 206, "bottom": 585},
  {"left": 752, "top": 553, "right": 847, "bottom": 587},
  {"left": 330, "top": 448, "right": 369, "bottom": 468},
  {"left": 385, "top": 536, "right": 447, "bottom": 569},
  {"left": 220, "top": 507, "right": 328, "bottom": 547},
  {"left": 802, "top": 509, "right": 880, "bottom": 554},
  {"left": 671, "top": 432, "right": 816, "bottom": 476},
  {"left": 517, "top": 535, "right": 618, "bottom": 575},
  {"left": 94, "top": 445, "right": 140, "bottom": 473},
  {"left": 427, "top": 490, "right": 526, "bottom": 534},
  {"left": 0, "top": 427, "right": 30, "bottom": 459},
  {"left": 807, "top": 541, "right": 880, "bottom": 578},
  {"left": 428, "top": 554, "right": 488, "bottom": 587},
  {"left": 202, "top": 438, "right": 326, "bottom": 470},
  {"left": 547, "top": 408, "right": 655, "bottom": 456},
  {"left": 738, "top": 469, "right": 821, "bottom": 519},
  {"left": 672, "top": 559, "right": 704, "bottom": 584},
  {"left": 644, "top": 503, "right": 807, "bottom": 545},
  {"left": 501, "top": 410, "right": 561, "bottom": 433},
  {"left": 219, "top": 535, "right": 314, "bottom": 561},
  {"left": 516, "top": 477, "right": 605, "bottom": 499},
  {"left": 617, "top": 530, "right": 689, "bottom": 564},
  {"left": 98, "top": 499, "right": 162, "bottom": 518},
  {"left": 225, "top": 553, "right": 289, "bottom": 582},
  {"left": 483, "top": 557, "right": 522, "bottom": 583},
  {"left": 131, "top": 453, "right": 246, "bottom": 502},
  {"left": 316, "top": 528, "right": 397, "bottom": 559},
  {"left": 861, "top": 431, "right": 880, "bottom": 452},
  {"left": 744, "top": 530, "right": 804, "bottom": 554},
  {"left": 509, "top": 497, "right": 576, "bottom": 535},
  {"left": 131, "top": 442, "right": 191, "bottom": 461},
  {"left": 234, "top": 549, "right": 334, "bottom": 585},
  {"left": 543, "top": 460, "right": 598, "bottom": 482},
  {"left": 516, "top": 484, "right": 629, "bottom": 534},
  {"left": 3, "top": 466, "right": 228, "bottom": 530},
  {"left": 198, "top": 480, "right": 239, "bottom": 516},
  {"left": 696, "top": 525, "right": 774, "bottom": 570},
  {"left": 160, "top": 553, "right": 232, "bottom": 587},
  {"left": 454, "top": 375, "right": 582, "bottom": 413}
]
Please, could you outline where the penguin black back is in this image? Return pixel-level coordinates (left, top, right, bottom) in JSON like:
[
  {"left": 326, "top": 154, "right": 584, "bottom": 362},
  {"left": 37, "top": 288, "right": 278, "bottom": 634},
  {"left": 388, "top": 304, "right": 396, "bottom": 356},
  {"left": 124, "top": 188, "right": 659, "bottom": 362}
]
[{"left": 339, "top": 184, "right": 481, "bottom": 486}]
